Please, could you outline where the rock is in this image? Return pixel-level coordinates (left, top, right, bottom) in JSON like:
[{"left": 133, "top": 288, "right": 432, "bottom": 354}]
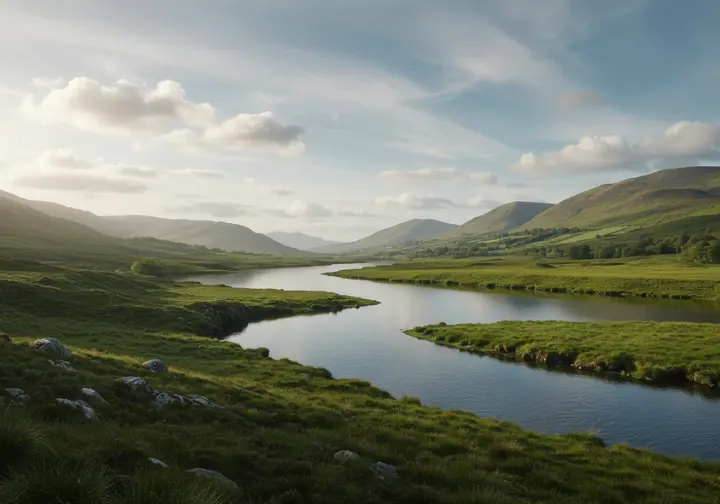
[
  {"left": 187, "top": 395, "right": 223, "bottom": 409},
  {"left": 334, "top": 450, "right": 359, "bottom": 462},
  {"left": 186, "top": 468, "right": 237, "bottom": 489},
  {"left": 149, "top": 457, "right": 169, "bottom": 468},
  {"left": 143, "top": 359, "right": 169, "bottom": 373},
  {"left": 55, "top": 398, "right": 96, "bottom": 421},
  {"left": 80, "top": 388, "right": 107, "bottom": 404},
  {"left": 4, "top": 388, "right": 29, "bottom": 402},
  {"left": 114, "top": 376, "right": 154, "bottom": 400},
  {"left": 49, "top": 360, "right": 76, "bottom": 372},
  {"left": 32, "top": 338, "right": 72, "bottom": 357},
  {"left": 153, "top": 392, "right": 187, "bottom": 408},
  {"left": 371, "top": 462, "right": 399, "bottom": 481},
  {"left": 0, "top": 333, "right": 11, "bottom": 347}
]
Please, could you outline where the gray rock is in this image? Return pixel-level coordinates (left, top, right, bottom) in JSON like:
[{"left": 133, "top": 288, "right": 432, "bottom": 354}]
[
  {"left": 55, "top": 398, "right": 96, "bottom": 421},
  {"left": 153, "top": 392, "right": 186, "bottom": 408},
  {"left": 49, "top": 360, "right": 75, "bottom": 372},
  {"left": 115, "top": 376, "right": 153, "bottom": 393},
  {"left": 371, "top": 461, "right": 399, "bottom": 481},
  {"left": 186, "top": 468, "right": 237, "bottom": 489},
  {"left": 32, "top": 338, "right": 72, "bottom": 357},
  {"left": 80, "top": 388, "right": 107, "bottom": 404},
  {"left": 334, "top": 450, "right": 359, "bottom": 462},
  {"left": 4, "top": 388, "right": 29, "bottom": 402},
  {"left": 187, "top": 395, "right": 223, "bottom": 409},
  {"left": 143, "top": 359, "right": 169, "bottom": 373},
  {"left": 148, "top": 457, "right": 168, "bottom": 468}
]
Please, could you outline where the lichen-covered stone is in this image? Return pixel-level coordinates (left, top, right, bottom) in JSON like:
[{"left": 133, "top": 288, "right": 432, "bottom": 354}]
[
  {"left": 187, "top": 468, "right": 237, "bottom": 489},
  {"left": 55, "top": 398, "right": 96, "bottom": 421},
  {"left": 143, "top": 359, "right": 169, "bottom": 373},
  {"left": 32, "top": 338, "right": 72, "bottom": 357}
]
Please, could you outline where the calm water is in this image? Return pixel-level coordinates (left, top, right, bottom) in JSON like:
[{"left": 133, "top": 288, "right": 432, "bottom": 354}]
[{"left": 189, "top": 263, "right": 720, "bottom": 460}]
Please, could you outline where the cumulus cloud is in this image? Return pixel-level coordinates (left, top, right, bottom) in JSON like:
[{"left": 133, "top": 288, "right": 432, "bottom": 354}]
[
  {"left": 283, "top": 200, "right": 333, "bottom": 218},
  {"left": 269, "top": 187, "right": 294, "bottom": 196},
  {"left": 115, "top": 165, "right": 157, "bottom": 178},
  {"left": 16, "top": 174, "right": 146, "bottom": 193},
  {"left": 202, "top": 111, "right": 305, "bottom": 155},
  {"left": 21, "top": 77, "right": 215, "bottom": 133},
  {"left": 375, "top": 192, "right": 461, "bottom": 209},
  {"left": 35, "top": 148, "right": 93, "bottom": 170},
  {"left": 379, "top": 167, "right": 498, "bottom": 184},
  {"left": 31, "top": 77, "right": 64, "bottom": 88},
  {"left": 465, "top": 196, "right": 502, "bottom": 208},
  {"left": 556, "top": 90, "right": 606, "bottom": 109},
  {"left": 174, "top": 168, "right": 224, "bottom": 179},
  {"left": 511, "top": 121, "right": 720, "bottom": 175},
  {"left": 339, "top": 210, "right": 381, "bottom": 218},
  {"left": 171, "top": 201, "right": 251, "bottom": 218}
]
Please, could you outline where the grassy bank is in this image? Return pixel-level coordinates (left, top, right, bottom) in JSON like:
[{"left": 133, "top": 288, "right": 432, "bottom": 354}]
[
  {"left": 2, "top": 264, "right": 720, "bottom": 502},
  {"left": 329, "top": 255, "right": 720, "bottom": 300},
  {"left": 406, "top": 321, "right": 720, "bottom": 389}
]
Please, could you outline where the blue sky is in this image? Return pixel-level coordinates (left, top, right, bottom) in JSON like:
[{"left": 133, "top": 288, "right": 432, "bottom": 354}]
[{"left": 1, "top": 0, "right": 719, "bottom": 240}]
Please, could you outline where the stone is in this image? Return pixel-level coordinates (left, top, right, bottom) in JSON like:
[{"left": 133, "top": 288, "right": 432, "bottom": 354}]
[
  {"left": 0, "top": 333, "right": 11, "bottom": 347},
  {"left": 115, "top": 376, "right": 153, "bottom": 393},
  {"left": 187, "top": 395, "right": 223, "bottom": 409},
  {"left": 4, "top": 388, "right": 29, "bottom": 402},
  {"left": 334, "top": 450, "right": 359, "bottom": 462},
  {"left": 186, "top": 468, "right": 238, "bottom": 489},
  {"left": 153, "top": 392, "right": 187, "bottom": 408},
  {"left": 148, "top": 457, "right": 169, "bottom": 468},
  {"left": 80, "top": 388, "right": 107, "bottom": 404},
  {"left": 49, "top": 360, "right": 76, "bottom": 372},
  {"left": 143, "top": 359, "right": 169, "bottom": 373},
  {"left": 32, "top": 338, "right": 72, "bottom": 357},
  {"left": 371, "top": 462, "right": 399, "bottom": 481},
  {"left": 55, "top": 398, "right": 96, "bottom": 421}
]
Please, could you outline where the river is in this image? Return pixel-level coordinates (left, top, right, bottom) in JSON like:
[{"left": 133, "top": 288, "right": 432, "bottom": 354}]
[{"left": 189, "top": 263, "right": 720, "bottom": 460}]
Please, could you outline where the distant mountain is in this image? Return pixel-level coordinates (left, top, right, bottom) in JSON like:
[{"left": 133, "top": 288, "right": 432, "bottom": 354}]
[
  {"left": 267, "top": 231, "right": 342, "bottom": 251},
  {"left": 316, "top": 219, "right": 457, "bottom": 254},
  {"left": 447, "top": 202, "right": 553, "bottom": 237},
  {"left": 0, "top": 191, "right": 304, "bottom": 255},
  {"left": 523, "top": 166, "right": 720, "bottom": 230}
]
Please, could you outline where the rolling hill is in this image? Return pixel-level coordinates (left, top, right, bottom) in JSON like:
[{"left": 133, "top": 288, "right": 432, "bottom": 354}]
[
  {"left": 315, "top": 219, "right": 457, "bottom": 254},
  {"left": 0, "top": 191, "right": 303, "bottom": 255},
  {"left": 447, "top": 202, "right": 553, "bottom": 237},
  {"left": 267, "top": 231, "right": 342, "bottom": 251},
  {"left": 523, "top": 166, "right": 720, "bottom": 231}
]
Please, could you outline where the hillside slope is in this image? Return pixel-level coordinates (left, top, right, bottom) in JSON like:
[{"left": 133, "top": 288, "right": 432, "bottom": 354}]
[
  {"left": 524, "top": 166, "right": 720, "bottom": 230},
  {"left": 0, "top": 191, "right": 303, "bottom": 255},
  {"left": 268, "top": 231, "right": 342, "bottom": 251},
  {"left": 448, "top": 201, "right": 553, "bottom": 237},
  {"left": 316, "top": 219, "right": 457, "bottom": 254}
]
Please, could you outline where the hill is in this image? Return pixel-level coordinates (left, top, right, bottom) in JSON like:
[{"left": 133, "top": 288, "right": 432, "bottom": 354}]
[
  {"left": 316, "top": 219, "right": 457, "bottom": 254},
  {"left": 524, "top": 166, "right": 720, "bottom": 230},
  {"left": 0, "top": 191, "right": 303, "bottom": 255},
  {"left": 447, "top": 201, "right": 553, "bottom": 237},
  {"left": 267, "top": 231, "right": 342, "bottom": 251}
]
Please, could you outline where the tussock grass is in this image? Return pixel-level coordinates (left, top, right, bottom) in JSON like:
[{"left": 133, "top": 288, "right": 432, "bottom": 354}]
[{"left": 0, "top": 412, "right": 42, "bottom": 475}]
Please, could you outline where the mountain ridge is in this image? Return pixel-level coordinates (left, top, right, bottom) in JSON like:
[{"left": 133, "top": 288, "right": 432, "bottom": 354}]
[
  {"left": 446, "top": 201, "right": 553, "bottom": 237},
  {"left": 267, "top": 231, "right": 342, "bottom": 251}
]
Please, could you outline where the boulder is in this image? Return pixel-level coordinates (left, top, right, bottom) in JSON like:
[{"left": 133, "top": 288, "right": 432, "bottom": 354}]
[
  {"left": 334, "top": 450, "right": 359, "bottom": 462},
  {"left": 187, "top": 395, "right": 223, "bottom": 409},
  {"left": 55, "top": 398, "right": 96, "bottom": 421},
  {"left": 153, "top": 392, "right": 187, "bottom": 408},
  {"left": 49, "top": 360, "right": 76, "bottom": 372},
  {"left": 149, "top": 457, "right": 169, "bottom": 468},
  {"left": 186, "top": 468, "right": 237, "bottom": 489},
  {"left": 80, "top": 388, "right": 108, "bottom": 404},
  {"left": 114, "top": 377, "right": 154, "bottom": 400},
  {"left": 143, "top": 359, "right": 169, "bottom": 374},
  {"left": 32, "top": 338, "right": 72, "bottom": 357},
  {"left": 371, "top": 461, "right": 399, "bottom": 481},
  {"left": 4, "top": 388, "right": 29, "bottom": 402}
]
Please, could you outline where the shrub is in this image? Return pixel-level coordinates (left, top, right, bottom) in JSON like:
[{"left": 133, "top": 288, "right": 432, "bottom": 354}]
[
  {"left": 0, "top": 413, "right": 42, "bottom": 476},
  {"left": 0, "top": 461, "right": 110, "bottom": 504}
]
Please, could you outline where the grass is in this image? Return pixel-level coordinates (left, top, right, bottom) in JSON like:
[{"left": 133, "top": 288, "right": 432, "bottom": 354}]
[
  {"left": 2, "top": 261, "right": 720, "bottom": 502},
  {"left": 329, "top": 255, "right": 720, "bottom": 300},
  {"left": 406, "top": 321, "right": 720, "bottom": 388}
]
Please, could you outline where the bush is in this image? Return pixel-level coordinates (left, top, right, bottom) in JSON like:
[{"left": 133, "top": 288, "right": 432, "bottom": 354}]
[
  {"left": 130, "top": 259, "right": 165, "bottom": 276},
  {"left": 0, "top": 413, "right": 42, "bottom": 476},
  {"left": 0, "top": 461, "right": 110, "bottom": 504}
]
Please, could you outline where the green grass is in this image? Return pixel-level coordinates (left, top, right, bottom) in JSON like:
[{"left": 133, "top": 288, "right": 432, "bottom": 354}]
[
  {"left": 2, "top": 262, "right": 720, "bottom": 502},
  {"left": 330, "top": 255, "right": 720, "bottom": 300},
  {"left": 407, "top": 321, "right": 720, "bottom": 388}
]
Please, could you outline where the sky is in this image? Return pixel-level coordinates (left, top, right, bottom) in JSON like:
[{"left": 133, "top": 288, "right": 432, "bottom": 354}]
[{"left": 1, "top": 0, "right": 720, "bottom": 241}]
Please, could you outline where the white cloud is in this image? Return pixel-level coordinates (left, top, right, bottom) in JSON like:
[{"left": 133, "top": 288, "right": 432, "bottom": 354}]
[
  {"left": 115, "top": 165, "right": 157, "bottom": 178},
  {"left": 339, "top": 210, "right": 381, "bottom": 218},
  {"left": 174, "top": 168, "right": 224, "bottom": 179},
  {"left": 375, "top": 192, "right": 461, "bottom": 209},
  {"left": 465, "top": 196, "right": 503, "bottom": 208},
  {"left": 31, "top": 77, "right": 64, "bottom": 89},
  {"left": 282, "top": 200, "right": 333, "bottom": 218},
  {"left": 21, "top": 77, "right": 215, "bottom": 133},
  {"left": 556, "top": 90, "right": 606, "bottom": 109},
  {"left": 36, "top": 148, "right": 93, "bottom": 170},
  {"left": 379, "top": 167, "right": 498, "bottom": 184},
  {"left": 15, "top": 174, "right": 146, "bottom": 193},
  {"left": 512, "top": 121, "right": 720, "bottom": 175},
  {"left": 202, "top": 111, "right": 305, "bottom": 155},
  {"left": 269, "top": 187, "right": 293, "bottom": 196},
  {"left": 171, "top": 201, "right": 251, "bottom": 218}
]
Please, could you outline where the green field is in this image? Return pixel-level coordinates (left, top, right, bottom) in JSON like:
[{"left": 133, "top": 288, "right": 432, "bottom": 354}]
[
  {"left": 330, "top": 255, "right": 720, "bottom": 300},
  {"left": 2, "top": 261, "right": 720, "bottom": 503},
  {"left": 407, "top": 321, "right": 720, "bottom": 388}
]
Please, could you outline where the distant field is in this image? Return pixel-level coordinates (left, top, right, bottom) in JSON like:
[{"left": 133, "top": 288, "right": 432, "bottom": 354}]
[{"left": 330, "top": 255, "right": 720, "bottom": 300}]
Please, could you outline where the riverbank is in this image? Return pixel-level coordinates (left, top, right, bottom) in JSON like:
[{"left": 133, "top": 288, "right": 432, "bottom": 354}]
[
  {"left": 406, "top": 321, "right": 720, "bottom": 389},
  {"left": 329, "top": 256, "right": 720, "bottom": 300},
  {"left": 2, "top": 265, "right": 720, "bottom": 502}
]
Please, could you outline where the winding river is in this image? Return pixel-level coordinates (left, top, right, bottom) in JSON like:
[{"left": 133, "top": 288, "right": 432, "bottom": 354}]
[{"left": 189, "top": 263, "right": 720, "bottom": 460}]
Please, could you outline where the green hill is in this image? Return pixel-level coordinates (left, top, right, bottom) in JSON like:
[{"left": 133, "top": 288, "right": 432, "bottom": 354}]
[
  {"left": 447, "top": 202, "right": 553, "bottom": 237},
  {"left": 0, "top": 191, "right": 303, "bottom": 256},
  {"left": 268, "top": 231, "right": 342, "bottom": 251},
  {"left": 524, "top": 166, "right": 720, "bottom": 231},
  {"left": 315, "top": 219, "right": 457, "bottom": 254}
]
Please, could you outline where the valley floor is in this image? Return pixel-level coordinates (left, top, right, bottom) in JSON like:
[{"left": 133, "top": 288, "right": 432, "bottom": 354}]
[{"left": 1, "top": 262, "right": 720, "bottom": 503}]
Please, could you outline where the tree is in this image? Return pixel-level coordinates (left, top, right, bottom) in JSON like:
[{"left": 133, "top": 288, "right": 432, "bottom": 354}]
[
  {"left": 598, "top": 245, "right": 617, "bottom": 259},
  {"left": 130, "top": 258, "right": 165, "bottom": 276}
]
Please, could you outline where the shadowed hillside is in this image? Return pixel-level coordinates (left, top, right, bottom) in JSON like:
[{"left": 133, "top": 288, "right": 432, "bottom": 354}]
[{"left": 447, "top": 201, "right": 553, "bottom": 237}]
